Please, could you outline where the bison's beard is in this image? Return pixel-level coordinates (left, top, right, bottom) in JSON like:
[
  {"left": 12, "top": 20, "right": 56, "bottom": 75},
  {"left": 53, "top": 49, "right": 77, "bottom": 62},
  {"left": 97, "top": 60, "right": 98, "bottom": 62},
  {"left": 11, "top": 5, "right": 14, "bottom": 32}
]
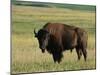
[{"left": 41, "top": 49, "right": 45, "bottom": 53}]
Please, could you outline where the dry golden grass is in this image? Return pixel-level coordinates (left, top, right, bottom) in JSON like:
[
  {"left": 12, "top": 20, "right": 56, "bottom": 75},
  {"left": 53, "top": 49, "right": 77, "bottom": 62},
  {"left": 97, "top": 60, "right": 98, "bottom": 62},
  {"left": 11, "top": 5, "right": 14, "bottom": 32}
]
[{"left": 12, "top": 5, "right": 96, "bottom": 74}]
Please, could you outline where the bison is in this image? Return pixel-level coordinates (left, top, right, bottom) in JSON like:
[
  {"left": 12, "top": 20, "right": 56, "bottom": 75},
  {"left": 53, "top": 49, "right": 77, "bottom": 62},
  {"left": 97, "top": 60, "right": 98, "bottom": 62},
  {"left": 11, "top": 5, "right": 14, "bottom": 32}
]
[{"left": 34, "top": 22, "right": 88, "bottom": 63}]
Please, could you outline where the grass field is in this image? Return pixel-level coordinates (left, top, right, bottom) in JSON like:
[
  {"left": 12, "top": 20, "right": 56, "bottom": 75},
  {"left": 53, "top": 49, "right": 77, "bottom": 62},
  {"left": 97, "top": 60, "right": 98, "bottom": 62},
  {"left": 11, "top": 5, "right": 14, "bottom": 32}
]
[{"left": 12, "top": 2, "right": 96, "bottom": 74}]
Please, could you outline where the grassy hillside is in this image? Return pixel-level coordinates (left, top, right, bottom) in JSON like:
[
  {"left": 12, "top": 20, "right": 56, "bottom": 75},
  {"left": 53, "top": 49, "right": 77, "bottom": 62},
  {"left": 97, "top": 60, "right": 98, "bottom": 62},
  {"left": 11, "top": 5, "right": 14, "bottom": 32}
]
[
  {"left": 12, "top": 1, "right": 96, "bottom": 11},
  {"left": 12, "top": 1, "right": 96, "bottom": 74}
]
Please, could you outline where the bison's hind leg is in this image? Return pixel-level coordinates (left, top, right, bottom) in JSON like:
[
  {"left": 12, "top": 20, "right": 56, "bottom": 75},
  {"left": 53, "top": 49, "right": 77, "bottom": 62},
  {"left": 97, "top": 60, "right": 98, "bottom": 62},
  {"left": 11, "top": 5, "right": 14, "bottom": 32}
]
[
  {"left": 82, "top": 48, "right": 87, "bottom": 61},
  {"left": 76, "top": 48, "right": 82, "bottom": 61},
  {"left": 81, "top": 42, "right": 87, "bottom": 61}
]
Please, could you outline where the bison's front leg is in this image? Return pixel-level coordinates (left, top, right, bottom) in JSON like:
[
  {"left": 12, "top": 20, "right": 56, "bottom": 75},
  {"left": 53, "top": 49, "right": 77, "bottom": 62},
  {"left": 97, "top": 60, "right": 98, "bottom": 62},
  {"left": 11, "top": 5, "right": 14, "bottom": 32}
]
[
  {"left": 76, "top": 48, "right": 82, "bottom": 61},
  {"left": 52, "top": 51, "right": 63, "bottom": 63}
]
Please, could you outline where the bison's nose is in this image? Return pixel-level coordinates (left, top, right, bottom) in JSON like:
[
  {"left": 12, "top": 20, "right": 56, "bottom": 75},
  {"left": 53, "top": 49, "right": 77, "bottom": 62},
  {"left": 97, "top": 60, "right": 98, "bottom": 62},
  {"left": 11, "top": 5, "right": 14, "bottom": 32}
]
[
  {"left": 40, "top": 46, "right": 45, "bottom": 53},
  {"left": 40, "top": 46, "right": 45, "bottom": 50}
]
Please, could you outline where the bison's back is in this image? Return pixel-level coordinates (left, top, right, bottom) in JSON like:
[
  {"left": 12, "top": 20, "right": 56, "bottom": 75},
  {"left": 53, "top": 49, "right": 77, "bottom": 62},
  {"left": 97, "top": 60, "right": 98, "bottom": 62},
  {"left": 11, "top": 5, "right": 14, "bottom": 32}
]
[
  {"left": 43, "top": 23, "right": 64, "bottom": 35},
  {"left": 43, "top": 22, "right": 76, "bottom": 35}
]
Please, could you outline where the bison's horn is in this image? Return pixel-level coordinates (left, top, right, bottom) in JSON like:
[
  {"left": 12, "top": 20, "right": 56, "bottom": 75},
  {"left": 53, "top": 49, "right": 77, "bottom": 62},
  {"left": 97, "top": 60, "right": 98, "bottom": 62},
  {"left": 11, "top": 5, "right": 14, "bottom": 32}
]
[{"left": 34, "top": 29, "right": 37, "bottom": 37}]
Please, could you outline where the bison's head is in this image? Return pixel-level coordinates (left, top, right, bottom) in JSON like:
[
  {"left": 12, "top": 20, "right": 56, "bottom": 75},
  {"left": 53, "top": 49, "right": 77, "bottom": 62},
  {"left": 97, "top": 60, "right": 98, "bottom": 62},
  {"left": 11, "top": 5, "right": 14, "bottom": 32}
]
[{"left": 34, "top": 29, "right": 50, "bottom": 53}]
